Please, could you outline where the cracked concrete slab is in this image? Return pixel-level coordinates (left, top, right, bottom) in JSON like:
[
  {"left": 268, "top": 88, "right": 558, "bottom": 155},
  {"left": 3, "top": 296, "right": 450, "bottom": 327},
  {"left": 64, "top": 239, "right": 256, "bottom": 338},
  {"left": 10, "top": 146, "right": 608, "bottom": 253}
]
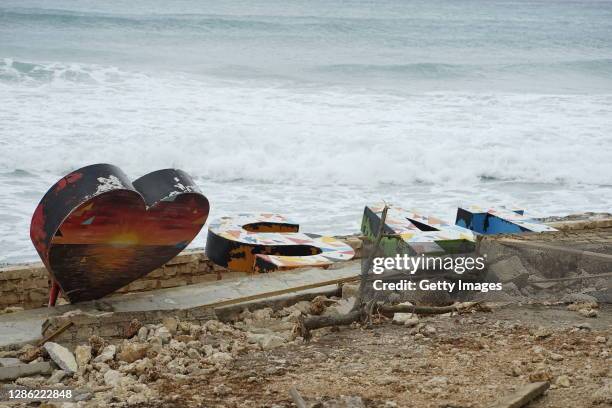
[{"left": 0, "top": 261, "right": 360, "bottom": 348}]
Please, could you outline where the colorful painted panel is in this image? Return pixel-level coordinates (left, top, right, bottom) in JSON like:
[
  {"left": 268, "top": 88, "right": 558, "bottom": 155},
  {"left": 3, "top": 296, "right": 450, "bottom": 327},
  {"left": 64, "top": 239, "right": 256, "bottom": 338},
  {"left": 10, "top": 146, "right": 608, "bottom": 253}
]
[
  {"left": 455, "top": 205, "right": 557, "bottom": 234},
  {"left": 361, "top": 204, "right": 477, "bottom": 256},
  {"left": 30, "top": 164, "right": 209, "bottom": 303},
  {"left": 205, "top": 214, "right": 355, "bottom": 273}
]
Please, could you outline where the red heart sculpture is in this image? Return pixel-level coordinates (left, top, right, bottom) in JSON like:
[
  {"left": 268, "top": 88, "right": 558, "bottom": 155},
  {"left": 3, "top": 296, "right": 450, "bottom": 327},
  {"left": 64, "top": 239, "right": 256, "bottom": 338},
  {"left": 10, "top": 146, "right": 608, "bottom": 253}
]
[{"left": 30, "top": 164, "right": 209, "bottom": 303}]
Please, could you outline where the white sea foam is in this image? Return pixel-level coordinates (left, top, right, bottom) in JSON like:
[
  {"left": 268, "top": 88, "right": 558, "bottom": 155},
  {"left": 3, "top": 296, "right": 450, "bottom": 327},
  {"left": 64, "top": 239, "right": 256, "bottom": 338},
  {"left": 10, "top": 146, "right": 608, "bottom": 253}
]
[
  {"left": 1, "top": 60, "right": 611, "bottom": 263},
  {"left": 2, "top": 0, "right": 612, "bottom": 263},
  {"left": 2, "top": 60, "right": 611, "bottom": 186}
]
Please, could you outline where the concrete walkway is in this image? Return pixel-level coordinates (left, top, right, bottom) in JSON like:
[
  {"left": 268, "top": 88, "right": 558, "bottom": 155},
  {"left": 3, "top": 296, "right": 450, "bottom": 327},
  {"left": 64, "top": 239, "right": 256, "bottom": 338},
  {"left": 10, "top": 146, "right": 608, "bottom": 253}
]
[{"left": 0, "top": 261, "right": 360, "bottom": 348}]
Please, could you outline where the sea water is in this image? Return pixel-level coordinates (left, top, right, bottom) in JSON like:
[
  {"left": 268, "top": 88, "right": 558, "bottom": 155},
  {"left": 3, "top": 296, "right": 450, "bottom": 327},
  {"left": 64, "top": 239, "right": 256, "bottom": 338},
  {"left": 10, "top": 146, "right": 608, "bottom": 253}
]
[{"left": 1, "top": 0, "right": 612, "bottom": 263}]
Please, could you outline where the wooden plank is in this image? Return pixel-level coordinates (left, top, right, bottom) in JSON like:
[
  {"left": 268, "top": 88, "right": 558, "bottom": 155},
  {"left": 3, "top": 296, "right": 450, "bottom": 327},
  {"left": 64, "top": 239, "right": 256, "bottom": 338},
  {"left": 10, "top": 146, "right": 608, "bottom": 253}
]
[
  {"left": 489, "top": 382, "right": 549, "bottom": 408},
  {"left": 205, "top": 275, "right": 360, "bottom": 310},
  {"left": 36, "top": 321, "right": 73, "bottom": 346}
]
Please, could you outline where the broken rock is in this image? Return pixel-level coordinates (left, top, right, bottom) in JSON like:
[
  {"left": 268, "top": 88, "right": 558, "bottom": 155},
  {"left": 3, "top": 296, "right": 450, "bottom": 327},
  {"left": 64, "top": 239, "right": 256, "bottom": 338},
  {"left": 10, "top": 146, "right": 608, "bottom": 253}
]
[
  {"left": 0, "top": 362, "right": 53, "bottom": 381},
  {"left": 248, "top": 333, "right": 286, "bottom": 350},
  {"left": 555, "top": 375, "right": 571, "bottom": 388},
  {"left": 103, "top": 369, "right": 122, "bottom": 386},
  {"left": 489, "top": 256, "right": 530, "bottom": 288},
  {"left": 47, "top": 369, "right": 67, "bottom": 385},
  {"left": 88, "top": 335, "right": 107, "bottom": 355},
  {"left": 561, "top": 293, "right": 599, "bottom": 305},
  {"left": 323, "top": 297, "right": 355, "bottom": 317},
  {"left": 43, "top": 342, "right": 77, "bottom": 374},
  {"left": 529, "top": 368, "right": 553, "bottom": 382},
  {"left": 578, "top": 308, "right": 598, "bottom": 318},
  {"left": 74, "top": 345, "right": 92, "bottom": 370},
  {"left": 124, "top": 319, "right": 142, "bottom": 339},
  {"left": 342, "top": 282, "right": 360, "bottom": 299},
  {"left": 18, "top": 345, "right": 42, "bottom": 363},
  {"left": 156, "top": 327, "right": 172, "bottom": 344},
  {"left": 117, "top": 342, "right": 149, "bottom": 363},
  {"left": 162, "top": 317, "right": 178, "bottom": 334},
  {"left": 0, "top": 357, "right": 21, "bottom": 367},
  {"left": 93, "top": 344, "right": 116, "bottom": 363},
  {"left": 533, "top": 327, "right": 552, "bottom": 339},
  {"left": 392, "top": 313, "right": 419, "bottom": 327},
  {"left": 209, "top": 352, "right": 233, "bottom": 365},
  {"left": 137, "top": 326, "right": 149, "bottom": 342}
]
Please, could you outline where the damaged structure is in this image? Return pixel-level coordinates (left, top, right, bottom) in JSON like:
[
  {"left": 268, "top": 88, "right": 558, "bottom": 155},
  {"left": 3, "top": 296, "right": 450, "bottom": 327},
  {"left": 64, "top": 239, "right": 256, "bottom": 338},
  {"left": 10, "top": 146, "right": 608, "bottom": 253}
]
[{"left": 0, "top": 211, "right": 610, "bottom": 407}]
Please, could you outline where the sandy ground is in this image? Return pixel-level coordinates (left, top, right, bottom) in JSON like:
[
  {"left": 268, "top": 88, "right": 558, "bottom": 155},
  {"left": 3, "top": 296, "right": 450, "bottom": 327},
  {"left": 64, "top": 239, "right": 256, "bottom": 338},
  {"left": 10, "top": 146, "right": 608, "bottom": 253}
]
[{"left": 142, "top": 304, "right": 611, "bottom": 408}]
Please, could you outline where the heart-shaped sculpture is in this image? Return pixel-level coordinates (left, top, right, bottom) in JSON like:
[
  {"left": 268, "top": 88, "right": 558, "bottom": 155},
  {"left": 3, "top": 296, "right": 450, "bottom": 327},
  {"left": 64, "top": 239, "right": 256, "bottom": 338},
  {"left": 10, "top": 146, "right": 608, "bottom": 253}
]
[{"left": 30, "top": 164, "right": 209, "bottom": 303}]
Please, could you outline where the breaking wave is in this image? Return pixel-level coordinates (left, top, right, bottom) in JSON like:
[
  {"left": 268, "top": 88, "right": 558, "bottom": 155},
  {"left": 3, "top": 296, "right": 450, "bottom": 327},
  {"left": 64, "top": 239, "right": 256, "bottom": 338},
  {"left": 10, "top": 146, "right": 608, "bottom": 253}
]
[
  {"left": 1, "top": 9, "right": 347, "bottom": 33},
  {"left": 1, "top": 59, "right": 611, "bottom": 188},
  {"left": 316, "top": 59, "right": 612, "bottom": 79},
  {"left": 0, "top": 58, "right": 146, "bottom": 85},
  {"left": 2, "top": 0, "right": 612, "bottom": 262}
]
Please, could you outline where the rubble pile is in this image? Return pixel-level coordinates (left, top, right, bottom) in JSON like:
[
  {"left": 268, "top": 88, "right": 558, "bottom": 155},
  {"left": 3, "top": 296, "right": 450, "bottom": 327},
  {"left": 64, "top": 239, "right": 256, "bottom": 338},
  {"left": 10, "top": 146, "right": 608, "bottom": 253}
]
[
  {"left": 0, "top": 298, "right": 333, "bottom": 407},
  {"left": 0, "top": 292, "right": 610, "bottom": 408}
]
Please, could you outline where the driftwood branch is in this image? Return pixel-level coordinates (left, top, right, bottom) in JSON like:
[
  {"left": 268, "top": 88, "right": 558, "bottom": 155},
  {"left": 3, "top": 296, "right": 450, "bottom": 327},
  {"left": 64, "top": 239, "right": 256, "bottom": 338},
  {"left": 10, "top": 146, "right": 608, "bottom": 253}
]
[
  {"left": 298, "top": 310, "right": 361, "bottom": 335},
  {"left": 297, "top": 205, "right": 389, "bottom": 339},
  {"left": 377, "top": 301, "right": 482, "bottom": 316},
  {"left": 353, "top": 204, "right": 389, "bottom": 311},
  {"left": 296, "top": 302, "right": 483, "bottom": 338},
  {"left": 37, "top": 321, "right": 74, "bottom": 347}
]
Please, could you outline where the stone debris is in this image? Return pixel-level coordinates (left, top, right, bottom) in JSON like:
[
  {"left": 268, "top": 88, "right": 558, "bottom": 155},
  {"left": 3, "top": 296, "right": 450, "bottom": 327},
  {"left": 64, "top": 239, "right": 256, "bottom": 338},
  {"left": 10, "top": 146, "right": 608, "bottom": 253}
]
[
  {"left": 488, "top": 256, "right": 530, "bottom": 288},
  {"left": 0, "top": 361, "right": 53, "bottom": 381},
  {"left": 310, "top": 295, "right": 338, "bottom": 315},
  {"left": 392, "top": 311, "right": 419, "bottom": 327},
  {"left": 43, "top": 341, "right": 78, "bottom": 374},
  {"left": 74, "top": 344, "right": 92, "bottom": 371},
  {"left": 578, "top": 308, "right": 599, "bottom": 318},
  {"left": 103, "top": 369, "right": 123, "bottom": 386},
  {"left": 555, "top": 375, "right": 571, "bottom": 388},
  {"left": 549, "top": 352, "right": 564, "bottom": 362},
  {"left": 532, "top": 326, "right": 553, "bottom": 339},
  {"left": 0, "top": 357, "right": 21, "bottom": 367},
  {"left": 0, "top": 289, "right": 609, "bottom": 407},
  {"left": 117, "top": 342, "right": 149, "bottom": 363},
  {"left": 162, "top": 317, "right": 178, "bottom": 334},
  {"left": 88, "top": 335, "right": 107, "bottom": 355},
  {"left": 137, "top": 326, "right": 148, "bottom": 341},
  {"left": 93, "top": 344, "right": 116, "bottom": 363},
  {"left": 124, "top": 318, "right": 142, "bottom": 339},
  {"left": 47, "top": 369, "right": 67, "bottom": 385},
  {"left": 341, "top": 282, "right": 359, "bottom": 299},
  {"left": 562, "top": 293, "right": 600, "bottom": 305},
  {"left": 155, "top": 326, "right": 172, "bottom": 344},
  {"left": 18, "top": 344, "right": 42, "bottom": 363}
]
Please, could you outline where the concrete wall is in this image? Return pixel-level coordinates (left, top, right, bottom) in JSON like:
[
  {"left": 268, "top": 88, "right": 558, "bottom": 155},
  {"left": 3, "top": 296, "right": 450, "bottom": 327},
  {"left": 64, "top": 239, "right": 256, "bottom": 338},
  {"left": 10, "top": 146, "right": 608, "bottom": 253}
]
[
  {"left": 478, "top": 226, "right": 612, "bottom": 279},
  {"left": 0, "top": 236, "right": 363, "bottom": 311},
  {"left": 0, "top": 263, "right": 50, "bottom": 310},
  {"left": 0, "top": 251, "right": 228, "bottom": 310}
]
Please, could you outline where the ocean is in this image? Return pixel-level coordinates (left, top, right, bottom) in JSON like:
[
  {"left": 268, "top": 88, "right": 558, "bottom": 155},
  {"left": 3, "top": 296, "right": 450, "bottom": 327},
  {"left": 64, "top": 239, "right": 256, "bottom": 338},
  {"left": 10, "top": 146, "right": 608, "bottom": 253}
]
[{"left": 1, "top": 0, "right": 611, "bottom": 264}]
